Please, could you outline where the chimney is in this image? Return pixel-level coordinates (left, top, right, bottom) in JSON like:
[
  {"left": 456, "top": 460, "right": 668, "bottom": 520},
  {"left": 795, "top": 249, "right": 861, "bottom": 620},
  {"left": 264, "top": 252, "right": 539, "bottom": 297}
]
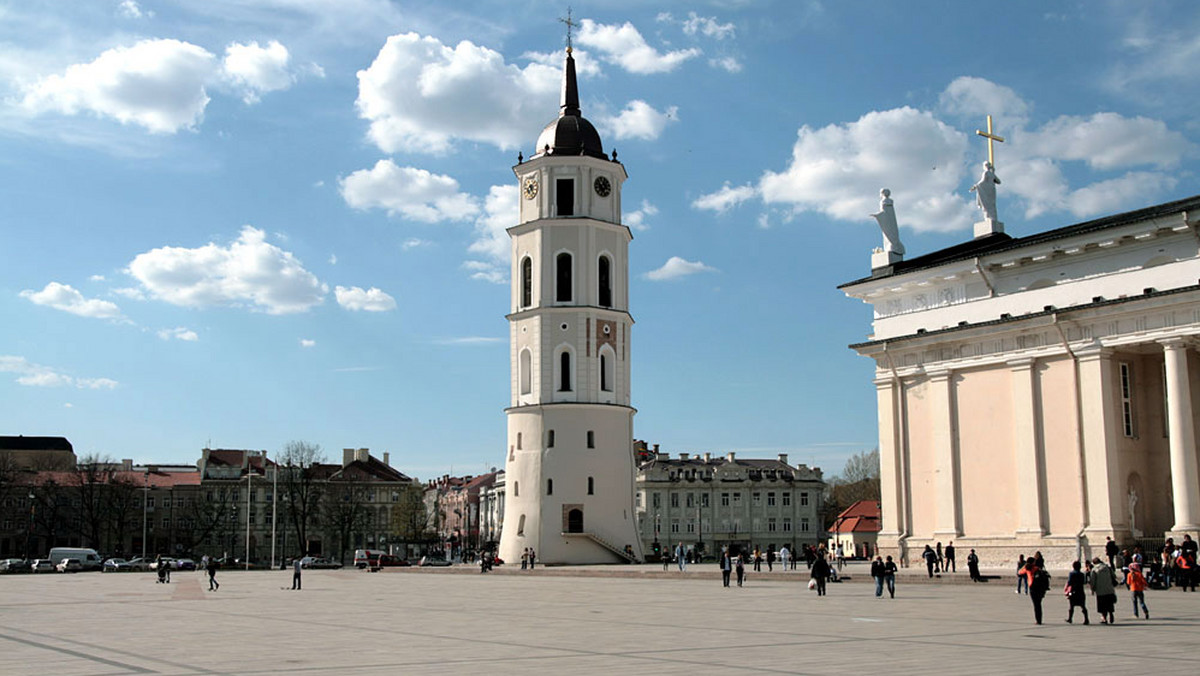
[
  {"left": 703, "top": 452, "right": 711, "bottom": 462},
  {"left": 679, "top": 453, "right": 690, "bottom": 461},
  {"left": 726, "top": 452, "right": 736, "bottom": 462},
  {"left": 122, "top": 459, "right": 133, "bottom": 471},
  {"left": 778, "top": 453, "right": 789, "bottom": 465},
  {"left": 355, "top": 448, "right": 370, "bottom": 463},
  {"left": 383, "top": 452, "right": 390, "bottom": 467},
  {"left": 653, "top": 444, "right": 659, "bottom": 453},
  {"left": 343, "top": 448, "right": 354, "bottom": 466}
]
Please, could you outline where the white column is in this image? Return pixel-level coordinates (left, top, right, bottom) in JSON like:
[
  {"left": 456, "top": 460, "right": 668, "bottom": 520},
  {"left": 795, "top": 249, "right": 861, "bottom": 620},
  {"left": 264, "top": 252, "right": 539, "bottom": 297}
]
[
  {"left": 1010, "top": 358, "right": 1046, "bottom": 535},
  {"left": 1161, "top": 338, "right": 1200, "bottom": 533},
  {"left": 928, "top": 369, "right": 960, "bottom": 537},
  {"left": 874, "top": 375, "right": 906, "bottom": 542},
  {"left": 1076, "top": 347, "right": 1122, "bottom": 536}
]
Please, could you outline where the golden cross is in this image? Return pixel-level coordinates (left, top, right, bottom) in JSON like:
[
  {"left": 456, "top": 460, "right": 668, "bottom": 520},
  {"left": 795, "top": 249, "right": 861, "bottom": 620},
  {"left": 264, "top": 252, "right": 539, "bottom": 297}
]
[
  {"left": 559, "top": 7, "right": 577, "bottom": 53},
  {"left": 975, "top": 114, "right": 1005, "bottom": 167}
]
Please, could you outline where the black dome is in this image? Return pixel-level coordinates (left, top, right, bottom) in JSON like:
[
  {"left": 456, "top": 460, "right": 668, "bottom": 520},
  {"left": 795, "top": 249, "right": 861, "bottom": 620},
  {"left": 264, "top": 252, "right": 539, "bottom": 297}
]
[{"left": 533, "top": 49, "right": 607, "bottom": 160}]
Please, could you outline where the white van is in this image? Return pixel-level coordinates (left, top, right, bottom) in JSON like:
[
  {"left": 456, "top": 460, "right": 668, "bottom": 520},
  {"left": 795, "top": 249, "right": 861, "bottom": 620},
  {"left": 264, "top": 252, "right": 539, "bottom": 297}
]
[{"left": 48, "top": 547, "right": 102, "bottom": 571}]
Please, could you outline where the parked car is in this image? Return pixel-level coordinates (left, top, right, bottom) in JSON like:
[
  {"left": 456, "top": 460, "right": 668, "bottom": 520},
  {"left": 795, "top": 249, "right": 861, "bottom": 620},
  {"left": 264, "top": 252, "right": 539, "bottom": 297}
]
[
  {"left": 148, "top": 557, "right": 176, "bottom": 571},
  {"left": 418, "top": 555, "right": 451, "bottom": 567},
  {"left": 175, "top": 558, "right": 196, "bottom": 571},
  {"left": 56, "top": 558, "right": 83, "bottom": 573},
  {"left": 0, "top": 558, "right": 31, "bottom": 573},
  {"left": 122, "top": 557, "right": 152, "bottom": 572},
  {"left": 353, "top": 549, "right": 387, "bottom": 569},
  {"left": 48, "top": 547, "right": 102, "bottom": 571},
  {"left": 299, "top": 556, "right": 343, "bottom": 570},
  {"left": 371, "top": 554, "right": 409, "bottom": 568},
  {"left": 30, "top": 559, "right": 55, "bottom": 572},
  {"left": 102, "top": 558, "right": 128, "bottom": 572}
]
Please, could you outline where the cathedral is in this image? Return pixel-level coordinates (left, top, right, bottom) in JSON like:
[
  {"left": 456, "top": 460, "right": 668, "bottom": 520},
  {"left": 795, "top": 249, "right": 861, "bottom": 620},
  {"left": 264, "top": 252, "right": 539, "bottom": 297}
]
[{"left": 497, "top": 40, "right": 643, "bottom": 565}]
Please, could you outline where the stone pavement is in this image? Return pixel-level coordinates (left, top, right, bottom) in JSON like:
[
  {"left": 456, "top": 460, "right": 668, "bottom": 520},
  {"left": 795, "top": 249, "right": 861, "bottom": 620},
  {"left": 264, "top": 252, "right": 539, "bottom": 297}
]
[{"left": 2, "top": 564, "right": 1197, "bottom": 675}]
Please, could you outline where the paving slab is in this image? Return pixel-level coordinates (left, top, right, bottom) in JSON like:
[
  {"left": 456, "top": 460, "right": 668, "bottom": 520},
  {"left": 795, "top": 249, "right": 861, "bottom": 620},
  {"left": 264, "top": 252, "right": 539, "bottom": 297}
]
[{"left": 1, "top": 565, "right": 1197, "bottom": 675}]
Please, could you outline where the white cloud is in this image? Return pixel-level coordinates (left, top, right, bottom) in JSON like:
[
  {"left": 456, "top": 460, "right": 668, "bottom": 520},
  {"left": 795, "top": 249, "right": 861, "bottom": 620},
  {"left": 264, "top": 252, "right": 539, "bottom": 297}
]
[
  {"left": 328, "top": 254, "right": 338, "bottom": 265},
  {"left": 157, "top": 327, "right": 199, "bottom": 341},
  {"left": 300, "top": 338, "right": 316, "bottom": 348},
  {"left": 645, "top": 256, "right": 717, "bottom": 281},
  {"left": 0, "top": 355, "right": 118, "bottom": 389},
  {"left": 20, "top": 282, "right": 123, "bottom": 319},
  {"left": 126, "top": 226, "right": 327, "bottom": 314},
  {"left": 402, "top": 238, "right": 430, "bottom": 250},
  {"left": 693, "top": 182, "right": 757, "bottom": 213},
  {"left": 1108, "top": 15, "right": 1200, "bottom": 99},
  {"left": 340, "top": 159, "right": 479, "bottom": 223},
  {"left": 681, "top": 13, "right": 736, "bottom": 40},
  {"left": 222, "top": 40, "right": 295, "bottom": 104},
  {"left": 938, "top": 76, "right": 1030, "bottom": 127},
  {"left": 335, "top": 285, "right": 396, "bottom": 312},
  {"left": 464, "top": 184, "right": 517, "bottom": 283},
  {"left": 118, "top": 0, "right": 151, "bottom": 19},
  {"left": 577, "top": 19, "right": 701, "bottom": 74},
  {"left": 1021, "top": 113, "right": 1189, "bottom": 171},
  {"left": 22, "top": 38, "right": 215, "bottom": 134},
  {"left": 356, "top": 32, "right": 560, "bottom": 153},
  {"left": 710, "top": 56, "right": 743, "bottom": 73},
  {"left": 462, "top": 260, "right": 505, "bottom": 285},
  {"left": 89, "top": 274, "right": 106, "bottom": 282},
  {"left": 112, "top": 287, "right": 146, "bottom": 300},
  {"left": 603, "top": 100, "right": 677, "bottom": 141},
  {"left": 624, "top": 200, "right": 658, "bottom": 231}
]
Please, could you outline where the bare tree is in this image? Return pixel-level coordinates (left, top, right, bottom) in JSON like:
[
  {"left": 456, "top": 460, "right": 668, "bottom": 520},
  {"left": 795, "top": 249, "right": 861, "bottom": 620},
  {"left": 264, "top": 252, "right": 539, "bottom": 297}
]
[
  {"left": 823, "top": 448, "right": 881, "bottom": 528},
  {"left": 391, "top": 484, "right": 433, "bottom": 552},
  {"left": 68, "top": 454, "right": 117, "bottom": 551},
  {"left": 278, "top": 441, "right": 325, "bottom": 557},
  {"left": 322, "top": 482, "right": 371, "bottom": 564}
]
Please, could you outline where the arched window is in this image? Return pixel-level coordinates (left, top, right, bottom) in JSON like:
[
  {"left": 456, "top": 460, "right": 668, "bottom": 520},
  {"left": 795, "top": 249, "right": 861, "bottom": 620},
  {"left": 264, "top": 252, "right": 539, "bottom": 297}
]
[
  {"left": 556, "top": 252, "right": 573, "bottom": 302},
  {"left": 519, "top": 349, "right": 532, "bottom": 395},
  {"left": 567, "top": 508, "right": 583, "bottom": 533},
  {"left": 517, "top": 514, "right": 525, "bottom": 536},
  {"left": 517, "top": 432, "right": 522, "bottom": 450},
  {"left": 559, "top": 351, "right": 573, "bottom": 392},
  {"left": 587, "top": 430, "right": 595, "bottom": 448},
  {"left": 547, "top": 478, "right": 554, "bottom": 495},
  {"left": 514, "top": 481, "right": 519, "bottom": 497},
  {"left": 587, "top": 477, "right": 594, "bottom": 495},
  {"left": 520, "top": 256, "right": 533, "bottom": 308},
  {"left": 599, "top": 350, "right": 614, "bottom": 392},
  {"left": 598, "top": 255, "right": 612, "bottom": 307},
  {"left": 547, "top": 430, "right": 555, "bottom": 448}
]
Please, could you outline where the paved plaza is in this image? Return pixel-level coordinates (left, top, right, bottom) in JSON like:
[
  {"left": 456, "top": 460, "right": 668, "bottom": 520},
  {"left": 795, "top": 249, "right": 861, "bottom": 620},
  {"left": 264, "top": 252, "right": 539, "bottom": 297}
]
[{"left": 2, "top": 564, "right": 1198, "bottom": 675}]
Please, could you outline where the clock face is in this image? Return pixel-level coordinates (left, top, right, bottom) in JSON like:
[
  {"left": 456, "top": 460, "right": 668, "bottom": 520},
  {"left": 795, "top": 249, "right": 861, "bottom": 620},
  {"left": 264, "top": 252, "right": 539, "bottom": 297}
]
[
  {"left": 593, "top": 175, "right": 611, "bottom": 197},
  {"left": 523, "top": 177, "right": 539, "bottom": 200}
]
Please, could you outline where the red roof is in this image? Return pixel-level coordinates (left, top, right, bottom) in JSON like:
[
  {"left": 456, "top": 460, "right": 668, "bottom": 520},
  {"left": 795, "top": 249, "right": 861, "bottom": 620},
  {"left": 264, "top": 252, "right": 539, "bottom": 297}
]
[
  {"left": 20, "top": 469, "right": 200, "bottom": 488},
  {"left": 832, "top": 500, "right": 881, "bottom": 534}
]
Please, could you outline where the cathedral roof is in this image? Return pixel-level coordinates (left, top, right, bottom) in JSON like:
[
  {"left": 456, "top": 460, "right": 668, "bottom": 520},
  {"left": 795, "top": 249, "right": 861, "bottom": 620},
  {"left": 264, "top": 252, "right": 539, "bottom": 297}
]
[{"left": 533, "top": 49, "right": 607, "bottom": 160}]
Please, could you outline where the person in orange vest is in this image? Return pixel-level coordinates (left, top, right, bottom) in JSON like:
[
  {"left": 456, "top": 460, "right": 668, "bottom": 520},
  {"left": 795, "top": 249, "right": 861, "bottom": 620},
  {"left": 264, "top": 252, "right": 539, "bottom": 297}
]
[{"left": 1126, "top": 562, "right": 1149, "bottom": 619}]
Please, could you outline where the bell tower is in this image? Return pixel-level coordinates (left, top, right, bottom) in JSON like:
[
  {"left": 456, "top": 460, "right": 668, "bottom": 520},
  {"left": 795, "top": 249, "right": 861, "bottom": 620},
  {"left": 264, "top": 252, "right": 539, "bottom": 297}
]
[{"left": 498, "top": 38, "right": 642, "bottom": 565}]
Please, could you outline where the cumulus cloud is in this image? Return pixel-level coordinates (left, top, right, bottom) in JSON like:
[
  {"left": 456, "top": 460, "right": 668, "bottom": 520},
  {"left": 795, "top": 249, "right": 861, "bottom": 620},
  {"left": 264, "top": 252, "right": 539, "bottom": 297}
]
[
  {"left": 938, "top": 76, "right": 1030, "bottom": 126},
  {"left": 603, "top": 100, "right": 677, "bottom": 141},
  {"left": 1021, "top": 113, "right": 1188, "bottom": 171},
  {"left": 356, "top": 32, "right": 560, "bottom": 153},
  {"left": 710, "top": 56, "right": 743, "bottom": 73},
  {"left": 222, "top": 40, "right": 295, "bottom": 104},
  {"left": 462, "top": 260, "right": 505, "bottom": 285},
  {"left": 126, "top": 226, "right": 327, "bottom": 314},
  {"left": 577, "top": 19, "right": 701, "bottom": 74},
  {"left": 645, "top": 256, "right": 717, "bottom": 281},
  {"left": 21, "top": 38, "right": 215, "bottom": 133},
  {"left": 157, "top": 327, "right": 199, "bottom": 341},
  {"left": 20, "top": 282, "right": 123, "bottom": 319},
  {"left": 118, "top": 0, "right": 151, "bottom": 19},
  {"left": 681, "top": 13, "right": 736, "bottom": 40},
  {"left": 300, "top": 338, "right": 316, "bottom": 348},
  {"left": 0, "top": 355, "right": 118, "bottom": 389},
  {"left": 402, "top": 238, "right": 430, "bottom": 250},
  {"left": 340, "top": 159, "right": 479, "bottom": 222},
  {"left": 624, "top": 199, "right": 658, "bottom": 231},
  {"left": 693, "top": 182, "right": 757, "bottom": 214},
  {"left": 335, "top": 285, "right": 396, "bottom": 312},
  {"left": 463, "top": 184, "right": 517, "bottom": 284}
]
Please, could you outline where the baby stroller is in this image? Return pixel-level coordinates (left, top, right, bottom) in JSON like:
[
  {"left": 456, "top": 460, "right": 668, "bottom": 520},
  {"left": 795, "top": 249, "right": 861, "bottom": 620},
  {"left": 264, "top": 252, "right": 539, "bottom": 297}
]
[{"left": 156, "top": 564, "right": 168, "bottom": 583}]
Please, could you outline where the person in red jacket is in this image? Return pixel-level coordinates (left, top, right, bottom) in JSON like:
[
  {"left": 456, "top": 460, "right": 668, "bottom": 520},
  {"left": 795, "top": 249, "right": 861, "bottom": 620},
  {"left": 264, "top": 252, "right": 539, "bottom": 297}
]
[{"left": 1126, "top": 562, "right": 1149, "bottom": 619}]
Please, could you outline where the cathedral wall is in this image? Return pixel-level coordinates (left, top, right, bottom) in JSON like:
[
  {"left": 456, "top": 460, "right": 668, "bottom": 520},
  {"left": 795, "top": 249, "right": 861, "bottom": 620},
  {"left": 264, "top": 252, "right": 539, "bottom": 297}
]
[
  {"left": 1037, "top": 357, "right": 1084, "bottom": 536},
  {"left": 954, "top": 366, "right": 1017, "bottom": 536},
  {"left": 901, "top": 377, "right": 937, "bottom": 539}
]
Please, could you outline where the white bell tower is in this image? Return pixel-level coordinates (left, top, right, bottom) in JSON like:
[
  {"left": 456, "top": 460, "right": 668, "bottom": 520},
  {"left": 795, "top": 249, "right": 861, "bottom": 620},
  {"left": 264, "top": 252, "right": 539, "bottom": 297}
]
[{"left": 498, "top": 40, "right": 643, "bottom": 565}]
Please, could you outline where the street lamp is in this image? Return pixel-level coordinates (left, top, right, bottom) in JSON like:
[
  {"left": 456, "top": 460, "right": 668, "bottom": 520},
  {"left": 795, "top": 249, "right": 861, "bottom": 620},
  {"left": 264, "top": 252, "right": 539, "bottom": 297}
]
[
  {"left": 141, "top": 470, "right": 149, "bottom": 560},
  {"left": 25, "top": 491, "right": 35, "bottom": 560}
]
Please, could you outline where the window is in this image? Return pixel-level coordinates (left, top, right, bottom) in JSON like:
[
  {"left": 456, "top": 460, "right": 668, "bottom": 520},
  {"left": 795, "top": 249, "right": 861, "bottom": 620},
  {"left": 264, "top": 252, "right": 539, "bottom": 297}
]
[
  {"left": 600, "top": 353, "right": 612, "bottom": 392},
  {"left": 670, "top": 521, "right": 680, "bottom": 533},
  {"left": 556, "top": 252, "right": 573, "bottom": 302},
  {"left": 556, "top": 178, "right": 574, "bottom": 216},
  {"left": 265, "top": 513, "right": 273, "bottom": 525},
  {"left": 732, "top": 492, "right": 742, "bottom": 505},
  {"left": 801, "top": 517, "right": 810, "bottom": 532},
  {"left": 636, "top": 492, "right": 642, "bottom": 507},
  {"left": 587, "top": 477, "right": 594, "bottom": 495},
  {"left": 587, "top": 430, "right": 595, "bottom": 448},
  {"left": 670, "top": 493, "right": 679, "bottom": 508},
  {"left": 782, "top": 492, "right": 791, "bottom": 507},
  {"left": 517, "top": 514, "right": 526, "bottom": 536},
  {"left": 559, "top": 351, "right": 573, "bottom": 392},
  {"left": 161, "top": 517, "right": 170, "bottom": 528},
  {"left": 686, "top": 520, "right": 695, "bottom": 533},
  {"left": 768, "top": 518, "right": 777, "bottom": 532},
  {"left": 752, "top": 492, "right": 761, "bottom": 506},
  {"left": 767, "top": 492, "right": 776, "bottom": 506},
  {"left": 598, "top": 255, "right": 612, "bottom": 307},
  {"left": 701, "top": 494, "right": 710, "bottom": 508},
  {"left": 547, "top": 430, "right": 555, "bottom": 448},
  {"left": 721, "top": 493, "right": 729, "bottom": 507},
  {"left": 782, "top": 518, "right": 792, "bottom": 532},
  {"left": 517, "top": 432, "right": 523, "bottom": 450},
  {"left": 652, "top": 492, "right": 661, "bottom": 508},
  {"left": 547, "top": 479, "right": 553, "bottom": 495},
  {"left": 520, "top": 349, "right": 532, "bottom": 395},
  {"left": 514, "top": 482, "right": 519, "bottom": 497},
  {"left": 686, "top": 493, "right": 694, "bottom": 508},
  {"left": 176, "top": 497, "right": 184, "bottom": 508},
  {"left": 800, "top": 492, "right": 809, "bottom": 507},
  {"left": 1120, "top": 362, "right": 1135, "bottom": 438},
  {"left": 520, "top": 256, "right": 532, "bottom": 308}
]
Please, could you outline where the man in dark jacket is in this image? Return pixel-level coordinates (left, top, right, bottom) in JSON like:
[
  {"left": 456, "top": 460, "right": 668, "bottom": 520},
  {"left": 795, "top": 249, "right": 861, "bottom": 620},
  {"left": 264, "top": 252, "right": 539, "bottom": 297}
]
[{"left": 811, "top": 554, "right": 832, "bottom": 596}]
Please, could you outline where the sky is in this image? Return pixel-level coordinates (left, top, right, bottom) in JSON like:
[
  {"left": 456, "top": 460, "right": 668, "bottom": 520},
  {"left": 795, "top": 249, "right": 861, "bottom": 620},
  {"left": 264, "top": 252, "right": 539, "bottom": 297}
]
[{"left": 2, "top": 1, "right": 1198, "bottom": 481}]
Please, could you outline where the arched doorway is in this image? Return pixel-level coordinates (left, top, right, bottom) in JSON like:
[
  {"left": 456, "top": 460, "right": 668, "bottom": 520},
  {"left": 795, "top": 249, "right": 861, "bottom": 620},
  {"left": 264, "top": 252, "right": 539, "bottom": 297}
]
[{"left": 567, "top": 509, "right": 584, "bottom": 533}]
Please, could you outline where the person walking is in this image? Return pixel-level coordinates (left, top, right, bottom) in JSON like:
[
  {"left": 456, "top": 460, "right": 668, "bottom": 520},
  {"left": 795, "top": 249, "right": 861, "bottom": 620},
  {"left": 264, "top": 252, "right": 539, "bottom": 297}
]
[
  {"left": 922, "top": 545, "right": 937, "bottom": 578},
  {"left": 811, "top": 553, "right": 831, "bottom": 596},
  {"left": 767, "top": 548, "right": 775, "bottom": 572},
  {"left": 944, "top": 542, "right": 956, "bottom": 573},
  {"left": 1015, "top": 554, "right": 1028, "bottom": 594},
  {"left": 883, "top": 555, "right": 897, "bottom": 598},
  {"left": 521, "top": 548, "right": 528, "bottom": 570},
  {"left": 1126, "top": 561, "right": 1149, "bottom": 619},
  {"left": 528, "top": 548, "right": 536, "bottom": 570},
  {"left": 735, "top": 554, "right": 746, "bottom": 587},
  {"left": 1023, "top": 554, "right": 1050, "bottom": 625},
  {"left": 835, "top": 544, "right": 845, "bottom": 571},
  {"left": 752, "top": 547, "right": 762, "bottom": 572},
  {"left": 206, "top": 556, "right": 220, "bottom": 591},
  {"left": 1088, "top": 557, "right": 1118, "bottom": 624},
  {"left": 779, "top": 545, "right": 790, "bottom": 571},
  {"left": 1064, "top": 560, "right": 1089, "bottom": 624},
  {"left": 291, "top": 557, "right": 302, "bottom": 590},
  {"left": 871, "top": 556, "right": 886, "bottom": 598},
  {"left": 675, "top": 543, "right": 685, "bottom": 572},
  {"left": 967, "top": 548, "right": 981, "bottom": 582},
  {"left": 1105, "top": 536, "right": 1119, "bottom": 569},
  {"left": 720, "top": 549, "right": 732, "bottom": 588}
]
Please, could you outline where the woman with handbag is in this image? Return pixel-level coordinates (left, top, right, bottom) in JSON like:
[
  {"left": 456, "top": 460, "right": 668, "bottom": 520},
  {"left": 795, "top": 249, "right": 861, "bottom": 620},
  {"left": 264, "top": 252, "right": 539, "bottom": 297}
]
[{"left": 1064, "top": 560, "right": 1089, "bottom": 624}]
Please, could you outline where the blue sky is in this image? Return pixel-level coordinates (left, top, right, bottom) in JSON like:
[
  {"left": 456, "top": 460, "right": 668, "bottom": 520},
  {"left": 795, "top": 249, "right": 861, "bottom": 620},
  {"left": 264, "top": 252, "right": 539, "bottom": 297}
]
[{"left": 2, "top": 1, "right": 1198, "bottom": 480}]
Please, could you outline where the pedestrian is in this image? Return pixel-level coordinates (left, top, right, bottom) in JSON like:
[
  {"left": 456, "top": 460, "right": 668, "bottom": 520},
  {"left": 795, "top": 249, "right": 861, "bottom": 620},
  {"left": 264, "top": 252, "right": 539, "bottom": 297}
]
[
  {"left": 922, "top": 545, "right": 937, "bottom": 578},
  {"left": 292, "top": 557, "right": 302, "bottom": 590},
  {"left": 871, "top": 556, "right": 886, "bottom": 598},
  {"left": 1064, "top": 560, "right": 1089, "bottom": 624},
  {"left": 1015, "top": 554, "right": 1028, "bottom": 594},
  {"left": 767, "top": 548, "right": 775, "bottom": 572},
  {"left": 206, "top": 556, "right": 220, "bottom": 591},
  {"left": 883, "top": 555, "right": 897, "bottom": 598},
  {"left": 675, "top": 543, "right": 685, "bottom": 572},
  {"left": 752, "top": 547, "right": 761, "bottom": 572},
  {"left": 1023, "top": 554, "right": 1050, "bottom": 625},
  {"left": 1088, "top": 557, "right": 1118, "bottom": 624},
  {"left": 661, "top": 547, "right": 669, "bottom": 571},
  {"left": 720, "top": 549, "right": 732, "bottom": 588},
  {"left": 811, "top": 553, "right": 831, "bottom": 596},
  {"left": 1105, "top": 536, "right": 1119, "bottom": 569},
  {"left": 935, "top": 542, "right": 943, "bottom": 573},
  {"left": 1126, "top": 562, "right": 1149, "bottom": 619},
  {"left": 1176, "top": 549, "right": 1196, "bottom": 591},
  {"left": 529, "top": 548, "right": 536, "bottom": 570},
  {"left": 835, "top": 544, "right": 845, "bottom": 571},
  {"left": 967, "top": 548, "right": 981, "bottom": 582},
  {"left": 735, "top": 554, "right": 746, "bottom": 587},
  {"left": 780, "top": 545, "right": 790, "bottom": 571},
  {"left": 944, "top": 541, "right": 956, "bottom": 573}
]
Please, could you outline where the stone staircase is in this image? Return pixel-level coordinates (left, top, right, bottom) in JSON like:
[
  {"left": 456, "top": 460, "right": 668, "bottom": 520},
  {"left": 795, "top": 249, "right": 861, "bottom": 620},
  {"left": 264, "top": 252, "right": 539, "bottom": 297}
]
[{"left": 564, "top": 531, "right": 640, "bottom": 564}]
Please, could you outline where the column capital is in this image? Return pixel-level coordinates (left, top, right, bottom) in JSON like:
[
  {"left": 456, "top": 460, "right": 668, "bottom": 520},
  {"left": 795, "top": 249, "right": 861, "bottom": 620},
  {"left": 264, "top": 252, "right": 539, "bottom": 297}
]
[
  {"left": 1007, "top": 357, "right": 1036, "bottom": 371},
  {"left": 1073, "top": 344, "right": 1113, "bottom": 363},
  {"left": 1158, "top": 336, "right": 1196, "bottom": 351},
  {"left": 873, "top": 375, "right": 898, "bottom": 389},
  {"left": 926, "top": 368, "right": 953, "bottom": 383}
]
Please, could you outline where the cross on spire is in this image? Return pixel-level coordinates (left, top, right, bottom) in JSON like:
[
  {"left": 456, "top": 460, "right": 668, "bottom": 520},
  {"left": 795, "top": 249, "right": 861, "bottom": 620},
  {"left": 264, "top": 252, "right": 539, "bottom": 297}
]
[
  {"left": 559, "top": 7, "right": 578, "bottom": 53},
  {"left": 975, "top": 114, "right": 1005, "bottom": 168}
]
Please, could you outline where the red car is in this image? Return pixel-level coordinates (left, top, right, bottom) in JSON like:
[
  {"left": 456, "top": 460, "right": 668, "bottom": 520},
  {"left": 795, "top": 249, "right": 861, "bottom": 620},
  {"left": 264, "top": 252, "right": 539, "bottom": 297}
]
[{"left": 368, "top": 554, "right": 410, "bottom": 568}]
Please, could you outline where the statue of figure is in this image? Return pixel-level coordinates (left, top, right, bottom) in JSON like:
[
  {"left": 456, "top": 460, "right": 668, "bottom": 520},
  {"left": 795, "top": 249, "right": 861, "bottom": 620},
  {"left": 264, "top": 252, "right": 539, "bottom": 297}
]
[
  {"left": 871, "top": 188, "right": 904, "bottom": 255},
  {"left": 1128, "top": 486, "right": 1141, "bottom": 536},
  {"left": 969, "top": 161, "right": 1001, "bottom": 222}
]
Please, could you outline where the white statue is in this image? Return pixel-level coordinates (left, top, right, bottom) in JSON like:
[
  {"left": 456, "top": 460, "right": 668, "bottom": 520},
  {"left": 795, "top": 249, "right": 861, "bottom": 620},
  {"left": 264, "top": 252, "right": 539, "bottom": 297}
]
[
  {"left": 969, "top": 161, "right": 1001, "bottom": 222},
  {"left": 1128, "top": 486, "right": 1141, "bottom": 537},
  {"left": 871, "top": 188, "right": 904, "bottom": 255}
]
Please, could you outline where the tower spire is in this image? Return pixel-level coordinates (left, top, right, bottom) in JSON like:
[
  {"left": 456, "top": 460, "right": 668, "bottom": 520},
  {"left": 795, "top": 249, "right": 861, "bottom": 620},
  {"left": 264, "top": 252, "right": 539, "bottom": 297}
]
[{"left": 558, "top": 8, "right": 580, "bottom": 117}]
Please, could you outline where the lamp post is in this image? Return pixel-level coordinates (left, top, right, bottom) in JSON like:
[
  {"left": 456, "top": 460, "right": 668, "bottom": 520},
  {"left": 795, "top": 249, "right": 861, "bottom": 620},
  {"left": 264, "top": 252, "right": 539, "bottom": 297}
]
[
  {"left": 245, "top": 464, "right": 252, "bottom": 571},
  {"left": 141, "top": 470, "right": 149, "bottom": 560},
  {"left": 25, "top": 491, "right": 35, "bottom": 560},
  {"left": 653, "top": 511, "right": 660, "bottom": 554},
  {"left": 269, "top": 450, "right": 277, "bottom": 570}
]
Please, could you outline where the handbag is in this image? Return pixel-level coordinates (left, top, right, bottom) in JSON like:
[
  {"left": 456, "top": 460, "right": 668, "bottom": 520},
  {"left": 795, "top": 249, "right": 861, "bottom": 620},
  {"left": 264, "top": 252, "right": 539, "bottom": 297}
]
[{"left": 807, "top": 578, "right": 817, "bottom": 590}]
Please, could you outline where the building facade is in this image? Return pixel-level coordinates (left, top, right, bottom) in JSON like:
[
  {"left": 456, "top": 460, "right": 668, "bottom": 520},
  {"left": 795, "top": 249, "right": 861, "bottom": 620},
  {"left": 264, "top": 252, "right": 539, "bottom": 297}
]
[
  {"left": 499, "top": 42, "right": 642, "bottom": 565},
  {"left": 636, "top": 451, "right": 825, "bottom": 558},
  {"left": 842, "top": 193, "right": 1200, "bottom": 566}
]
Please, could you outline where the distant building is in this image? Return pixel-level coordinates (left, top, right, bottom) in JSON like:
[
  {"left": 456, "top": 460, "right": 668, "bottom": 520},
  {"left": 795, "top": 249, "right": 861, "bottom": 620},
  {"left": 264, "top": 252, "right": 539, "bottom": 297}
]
[
  {"left": 635, "top": 450, "right": 825, "bottom": 558},
  {"left": 830, "top": 500, "right": 881, "bottom": 559},
  {"left": 0, "top": 435, "right": 76, "bottom": 470}
]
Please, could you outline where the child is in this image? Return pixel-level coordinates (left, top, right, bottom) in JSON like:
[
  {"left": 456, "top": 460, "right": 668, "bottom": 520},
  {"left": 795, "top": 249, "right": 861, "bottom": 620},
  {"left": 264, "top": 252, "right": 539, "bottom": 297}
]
[{"left": 1127, "top": 562, "right": 1149, "bottom": 619}]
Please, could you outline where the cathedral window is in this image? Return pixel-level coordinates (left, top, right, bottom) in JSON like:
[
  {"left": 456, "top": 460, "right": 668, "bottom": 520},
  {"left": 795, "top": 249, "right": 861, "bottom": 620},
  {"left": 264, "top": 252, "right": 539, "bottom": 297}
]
[
  {"left": 598, "top": 255, "right": 612, "bottom": 307},
  {"left": 556, "top": 178, "right": 574, "bottom": 216},
  {"left": 519, "top": 349, "right": 532, "bottom": 395},
  {"left": 587, "top": 477, "right": 594, "bottom": 495},
  {"left": 547, "top": 479, "right": 553, "bottom": 495},
  {"left": 1119, "top": 362, "right": 1135, "bottom": 438},
  {"left": 520, "top": 256, "right": 532, "bottom": 308},
  {"left": 517, "top": 514, "right": 525, "bottom": 536},
  {"left": 547, "top": 430, "right": 555, "bottom": 448},
  {"left": 587, "top": 430, "right": 595, "bottom": 448},
  {"left": 514, "top": 482, "right": 519, "bottom": 497},
  {"left": 517, "top": 432, "right": 522, "bottom": 450},
  {"left": 599, "top": 350, "right": 614, "bottom": 392},
  {"left": 556, "top": 252, "right": 573, "bottom": 302},
  {"left": 558, "top": 350, "right": 574, "bottom": 392}
]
